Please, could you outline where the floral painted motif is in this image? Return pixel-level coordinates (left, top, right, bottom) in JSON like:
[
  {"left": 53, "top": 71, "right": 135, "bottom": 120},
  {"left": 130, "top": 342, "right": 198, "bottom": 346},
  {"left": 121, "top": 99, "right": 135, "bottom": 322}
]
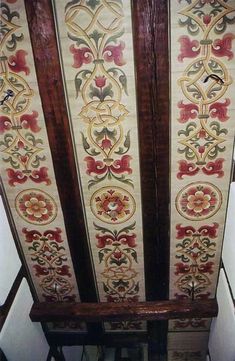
[
  {"left": 55, "top": 0, "right": 145, "bottom": 331},
  {"left": 0, "top": 0, "right": 81, "bottom": 320},
  {"left": 95, "top": 222, "right": 144, "bottom": 330},
  {"left": 174, "top": 223, "right": 218, "bottom": 298},
  {"left": 170, "top": 0, "right": 235, "bottom": 346},
  {"left": 176, "top": 182, "right": 222, "bottom": 220},
  {"left": 15, "top": 189, "right": 57, "bottom": 224},
  {"left": 64, "top": 0, "right": 133, "bottom": 189},
  {"left": 22, "top": 228, "right": 75, "bottom": 302},
  {"left": 0, "top": 3, "right": 50, "bottom": 186},
  {"left": 90, "top": 187, "right": 136, "bottom": 224},
  {"left": 175, "top": 0, "right": 235, "bottom": 179}
]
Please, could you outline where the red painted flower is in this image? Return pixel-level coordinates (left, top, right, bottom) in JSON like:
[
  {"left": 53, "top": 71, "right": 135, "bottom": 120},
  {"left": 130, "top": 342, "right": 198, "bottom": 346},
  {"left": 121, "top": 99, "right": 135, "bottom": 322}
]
[
  {"left": 177, "top": 160, "right": 200, "bottom": 179},
  {"left": 175, "top": 263, "right": 190, "bottom": 275},
  {"left": 212, "top": 33, "right": 235, "bottom": 60},
  {"left": 20, "top": 155, "right": 28, "bottom": 164},
  {"left": 113, "top": 251, "right": 122, "bottom": 260},
  {"left": 177, "top": 101, "right": 199, "bottom": 123},
  {"left": 103, "top": 41, "right": 126, "bottom": 66},
  {"left": 17, "top": 191, "right": 56, "bottom": 224},
  {"left": 177, "top": 183, "right": 221, "bottom": 220},
  {"left": 95, "top": 75, "right": 106, "bottom": 88},
  {"left": 17, "top": 140, "right": 24, "bottom": 149},
  {"left": 178, "top": 36, "right": 200, "bottom": 62},
  {"left": 203, "top": 14, "right": 211, "bottom": 25},
  {"left": 23, "top": 196, "right": 49, "bottom": 218},
  {"left": 102, "top": 196, "right": 125, "bottom": 220},
  {"left": 70, "top": 45, "right": 93, "bottom": 68},
  {"left": 199, "top": 129, "right": 206, "bottom": 138},
  {"left": 22, "top": 228, "right": 63, "bottom": 243},
  {"left": 0, "top": 116, "right": 12, "bottom": 134},
  {"left": 96, "top": 232, "right": 136, "bottom": 248},
  {"left": 85, "top": 155, "right": 132, "bottom": 176},
  {"left": 209, "top": 99, "right": 230, "bottom": 122},
  {"left": 187, "top": 190, "right": 211, "bottom": 214},
  {"left": 7, "top": 167, "right": 51, "bottom": 187},
  {"left": 198, "top": 145, "right": 205, "bottom": 154},
  {"left": 20, "top": 111, "right": 41, "bottom": 132},
  {"left": 8, "top": 50, "right": 30, "bottom": 75},
  {"left": 101, "top": 137, "right": 112, "bottom": 149}
]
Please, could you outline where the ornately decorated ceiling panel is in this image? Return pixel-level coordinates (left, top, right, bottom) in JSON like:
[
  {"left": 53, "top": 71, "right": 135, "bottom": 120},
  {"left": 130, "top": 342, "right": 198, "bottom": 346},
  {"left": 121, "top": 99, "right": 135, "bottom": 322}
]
[
  {"left": 53, "top": 0, "right": 146, "bottom": 332},
  {"left": 169, "top": 0, "right": 235, "bottom": 359},
  {"left": 0, "top": 0, "right": 82, "bottom": 317}
]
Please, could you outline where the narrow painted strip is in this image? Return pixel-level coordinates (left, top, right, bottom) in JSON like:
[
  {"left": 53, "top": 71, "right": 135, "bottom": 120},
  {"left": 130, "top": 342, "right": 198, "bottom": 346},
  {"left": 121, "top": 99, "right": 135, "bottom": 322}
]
[
  {"left": 53, "top": 0, "right": 146, "bottom": 331},
  {"left": 169, "top": 0, "right": 235, "bottom": 354},
  {"left": 0, "top": 0, "right": 83, "bottom": 330}
]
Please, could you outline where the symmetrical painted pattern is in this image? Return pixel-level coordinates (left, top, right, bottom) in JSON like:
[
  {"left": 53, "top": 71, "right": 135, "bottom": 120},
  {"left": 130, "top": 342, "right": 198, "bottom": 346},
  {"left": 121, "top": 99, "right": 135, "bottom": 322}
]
[
  {"left": 169, "top": 0, "right": 235, "bottom": 358},
  {"left": 0, "top": 0, "right": 82, "bottom": 319},
  {"left": 54, "top": 0, "right": 146, "bottom": 331}
]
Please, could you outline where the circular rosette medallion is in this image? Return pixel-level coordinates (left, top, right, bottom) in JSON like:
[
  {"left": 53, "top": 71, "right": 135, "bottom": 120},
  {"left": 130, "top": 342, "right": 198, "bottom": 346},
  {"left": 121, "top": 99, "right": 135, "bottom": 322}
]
[
  {"left": 15, "top": 189, "right": 57, "bottom": 225},
  {"left": 176, "top": 182, "right": 222, "bottom": 221},
  {"left": 90, "top": 187, "right": 136, "bottom": 224}
]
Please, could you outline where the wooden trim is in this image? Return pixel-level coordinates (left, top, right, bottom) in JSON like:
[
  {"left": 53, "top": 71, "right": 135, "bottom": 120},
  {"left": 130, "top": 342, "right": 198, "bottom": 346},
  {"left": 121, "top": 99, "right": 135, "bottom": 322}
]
[
  {"left": 132, "top": 0, "right": 170, "bottom": 303},
  {"left": 0, "top": 267, "right": 24, "bottom": 331},
  {"left": 30, "top": 299, "right": 218, "bottom": 323},
  {"left": 132, "top": 0, "right": 170, "bottom": 356},
  {"left": 24, "top": 0, "right": 97, "bottom": 304}
]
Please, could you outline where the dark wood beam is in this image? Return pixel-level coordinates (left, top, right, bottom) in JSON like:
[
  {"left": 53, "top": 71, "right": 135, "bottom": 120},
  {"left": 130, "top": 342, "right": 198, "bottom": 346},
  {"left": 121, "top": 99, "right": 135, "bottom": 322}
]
[
  {"left": 132, "top": 0, "right": 170, "bottom": 357},
  {"left": 30, "top": 299, "right": 218, "bottom": 323},
  {"left": 24, "top": 0, "right": 97, "bottom": 304}
]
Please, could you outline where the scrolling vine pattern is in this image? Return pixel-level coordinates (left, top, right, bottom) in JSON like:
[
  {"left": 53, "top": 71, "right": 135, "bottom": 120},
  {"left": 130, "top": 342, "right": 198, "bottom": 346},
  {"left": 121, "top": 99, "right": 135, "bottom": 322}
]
[
  {"left": 58, "top": 0, "right": 145, "bottom": 331},
  {"left": 0, "top": 0, "right": 81, "bottom": 311},
  {"left": 176, "top": 0, "right": 235, "bottom": 179},
  {"left": 171, "top": 0, "right": 235, "bottom": 338}
]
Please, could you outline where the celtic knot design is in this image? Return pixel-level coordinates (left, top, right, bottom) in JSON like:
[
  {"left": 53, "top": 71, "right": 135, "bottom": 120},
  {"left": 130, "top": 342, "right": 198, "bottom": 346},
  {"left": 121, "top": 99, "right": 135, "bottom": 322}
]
[{"left": 176, "top": 0, "right": 235, "bottom": 178}]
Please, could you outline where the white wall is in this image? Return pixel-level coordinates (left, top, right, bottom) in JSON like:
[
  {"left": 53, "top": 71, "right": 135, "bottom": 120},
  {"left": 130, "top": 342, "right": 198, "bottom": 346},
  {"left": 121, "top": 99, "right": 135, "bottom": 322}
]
[
  {"left": 0, "top": 196, "right": 21, "bottom": 305},
  {"left": 0, "top": 278, "right": 49, "bottom": 361},
  {"left": 222, "top": 182, "right": 235, "bottom": 299},
  {"left": 209, "top": 270, "right": 235, "bottom": 361}
]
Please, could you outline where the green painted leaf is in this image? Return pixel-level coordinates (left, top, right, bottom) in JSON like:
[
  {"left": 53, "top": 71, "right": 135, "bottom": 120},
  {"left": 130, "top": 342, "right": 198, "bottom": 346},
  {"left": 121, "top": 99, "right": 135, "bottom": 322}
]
[
  {"left": 119, "top": 74, "right": 128, "bottom": 95},
  {"left": 98, "top": 250, "right": 104, "bottom": 263},
  {"left": 67, "top": 32, "right": 90, "bottom": 48},
  {"left": 94, "top": 223, "right": 113, "bottom": 235},
  {"left": 101, "top": 84, "right": 114, "bottom": 100},
  {"left": 89, "top": 84, "right": 101, "bottom": 100},
  {"left": 124, "top": 130, "right": 130, "bottom": 149},
  {"left": 89, "top": 29, "right": 103, "bottom": 48},
  {"left": 105, "top": 29, "right": 125, "bottom": 46},
  {"left": 75, "top": 77, "right": 82, "bottom": 97},
  {"left": 81, "top": 132, "right": 90, "bottom": 151},
  {"left": 131, "top": 250, "right": 138, "bottom": 263},
  {"left": 86, "top": 0, "right": 100, "bottom": 10},
  {"left": 118, "top": 222, "right": 136, "bottom": 236}
]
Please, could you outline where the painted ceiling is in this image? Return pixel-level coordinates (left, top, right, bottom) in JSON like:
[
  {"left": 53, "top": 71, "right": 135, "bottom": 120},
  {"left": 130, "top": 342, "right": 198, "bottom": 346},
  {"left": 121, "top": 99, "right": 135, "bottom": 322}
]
[{"left": 0, "top": 0, "right": 235, "bottom": 359}]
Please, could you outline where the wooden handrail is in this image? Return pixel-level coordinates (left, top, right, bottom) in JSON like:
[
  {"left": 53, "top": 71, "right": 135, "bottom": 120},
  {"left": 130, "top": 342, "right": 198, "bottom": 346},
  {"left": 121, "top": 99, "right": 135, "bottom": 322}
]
[{"left": 30, "top": 299, "right": 218, "bottom": 323}]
